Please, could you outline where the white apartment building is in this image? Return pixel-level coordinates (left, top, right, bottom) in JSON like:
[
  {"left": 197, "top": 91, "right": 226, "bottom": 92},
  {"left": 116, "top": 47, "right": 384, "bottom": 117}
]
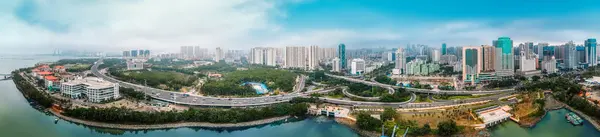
[
  {"left": 319, "top": 47, "right": 337, "bottom": 60},
  {"left": 285, "top": 46, "right": 307, "bottom": 69},
  {"left": 432, "top": 49, "right": 441, "bottom": 63},
  {"left": 332, "top": 57, "right": 341, "bottom": 72},
  {"left": 542, "top": 56, "right": 558, "bottom": 74},
  {"left": 250, "top": 47, "right": 278, "bottom": 66},
  {"left": 61, "top": 77, "right": 120, "bottom": 103},
  {"left": 351, "top": 58, "right": 366, "bottom": 75},
  {"left": 308, "top": 45, "right": 320, "bottom": 70},
  {"left": 214, "top": 47, "right": 224, "bottom": 62},
  {"left": 395, "top": 48, "right": 406, "bottom": 74},
  {"left": 519, "top": 51, "right": 538, "bottom": 72}
]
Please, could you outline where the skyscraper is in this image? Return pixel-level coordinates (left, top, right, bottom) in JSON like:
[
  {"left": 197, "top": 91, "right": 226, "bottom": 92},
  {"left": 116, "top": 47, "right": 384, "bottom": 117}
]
[
  {"left": 285, "top": 46, "right": 307, "bottom": 69},
  {"left": 338, "top": 44, "right": 346, "bottom": 69},
  {"left": 586, "top": 38, "right": 597, "bottom": 66},
  {"left": 481, "top": 45, "right": 495, "bottom": 72},
  {"left": 131, "top": 50, "right": 138, "bottom": 57},
  {"left": 332, "top": 57, "right": 341, "bottom": 72},
  {"left": 307, "top": 45, "right": 320, "bottom": 70},
  {"left": 494, "top": 37, "right": 514, "bottom": 77},
  {"left": 395, "top": 48, "right": 406, "bottom": 74},
  {"left": 537, "top": 43, "right": 549, "bottom": 60},
  {"left": 432, "top": 49, "right": 441, "bottom": 63},
  {"left": 441, "top": 43, "right": 447, "bottom": 55},
  {"left": 215, "top": 47, "right": 224, "bottom": 62},
  {"left": 463, "top": 46, "right": 482, "bottom": 84},
  {"left": 564, "top": 41, "right": 577, "bottom": 69}
]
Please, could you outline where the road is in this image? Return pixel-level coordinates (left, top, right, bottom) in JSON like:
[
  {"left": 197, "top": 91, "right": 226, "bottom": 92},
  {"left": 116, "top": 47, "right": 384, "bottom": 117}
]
[
  {"left": 327, "top": 74, "right": 515, "bottom": 95},
  {"left": 92, "top": 59, "right": 325, "bottom": 107}
]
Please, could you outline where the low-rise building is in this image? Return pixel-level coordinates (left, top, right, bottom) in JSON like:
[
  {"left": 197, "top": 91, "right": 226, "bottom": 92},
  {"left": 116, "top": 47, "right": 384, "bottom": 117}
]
[
  {"left": 476, "top": 105, "right": 512, "bottom": 128},
  {"left": 126, "top": 59, "right": 145, "bottom": 70},
  {"left": 61, "top": 77, "right": 120, "bottom": 103}
]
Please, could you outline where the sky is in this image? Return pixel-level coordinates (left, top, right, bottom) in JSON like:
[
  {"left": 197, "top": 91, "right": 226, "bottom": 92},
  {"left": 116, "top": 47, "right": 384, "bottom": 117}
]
[{"left": 2, "top": 0, "right": 600, "bottom": 54}]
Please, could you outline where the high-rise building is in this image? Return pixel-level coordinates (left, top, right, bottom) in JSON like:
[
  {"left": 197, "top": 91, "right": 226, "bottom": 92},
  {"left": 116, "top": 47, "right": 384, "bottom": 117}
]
[
  {"left": 131, "top": 50, "right": 138, "bottom": 57},
  {"left": 564, "top": 41, "right": 577, "bottom": 69},
  {"left": 432, "top": 49, "right": 441, "bottom": 63},
  {"left": 586, "top": 38, "right": 597, "bottom": 66},
  {"left": 463, "top": 46, "right": 482, "bottom": 84},
  {"left": 215, "top": 47, "right": 224, "bottom": 62},
  {"left": 338, "top": 44, "right": 347, "bottom": 69},
  {"left": 319, "top": 47, "right": 337, "bottom": 60},
  {"left": 481, "top": 45, "right": 495, "bottom": 72},
  {"left": 250, "top": 47, "right": 266, "bottom": 65},
  {"left": 285, "top": 46, "right": 307, "bottom": 69},
  {"left": 395, "top": 48, "right": 406, "bottom": 74},
  {"left": 494, "top": 37, "right": 514, "bottom": 77},
  {"left": 332, "top": 57, "right": 341, "bottom": 72},
  {"left": 537, "top": 43, "right": 548, "bottom": 60},
  {"left": 442, "top": 43, "right": 447, "bottom": 55},
  {"left": 122, "top": 51, "right": 130, "bottom": 57},
  {"left": 542, "top": 56, "right": 557, "bottom": 74},
  {"left": 308, "top": 45, "right": 320, "bottom": 70},
  {"left": 577, "top": 46, "right": 586, "bottom": 64},
  {"left": 440, "top": 55, "right": 458, "bottom": 64},
  {"left": 143, "top": 50, "right": 150, "bottom": 57},
  {"left": 249, "top": 48, "right": 278, "bottom": 66},
  {"left": 350, "top": 58, "right": 365, "bottom": 75},
  {"left": 519, "top": 50, "right": 537, "bottom": 72}
]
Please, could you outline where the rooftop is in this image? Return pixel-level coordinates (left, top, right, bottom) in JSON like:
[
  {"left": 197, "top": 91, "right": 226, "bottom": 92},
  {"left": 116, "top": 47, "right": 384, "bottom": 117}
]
[{"left": 63, "top": 77, "right": 116, "bottom": 89}]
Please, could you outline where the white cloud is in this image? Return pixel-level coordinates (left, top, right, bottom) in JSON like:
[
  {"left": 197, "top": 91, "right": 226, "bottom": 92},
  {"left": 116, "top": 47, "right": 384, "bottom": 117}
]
[{"left": 1, "top": 0, "right": 600, "bottom": 55}]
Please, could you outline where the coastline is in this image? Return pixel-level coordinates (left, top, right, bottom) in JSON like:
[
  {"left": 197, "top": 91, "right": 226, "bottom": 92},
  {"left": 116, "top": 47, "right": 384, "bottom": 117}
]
[
  {"left": 50, "top": 109, "right": 291, "bottom": 130},
  {"left": 517, "top": 96, "right": 600, "bottom": 132},
  {"left": 334, "top": 118, "right": 380, "bottom": 137},
  {"left": 12, "top": 71, "right": 296, "bottom": 131}
]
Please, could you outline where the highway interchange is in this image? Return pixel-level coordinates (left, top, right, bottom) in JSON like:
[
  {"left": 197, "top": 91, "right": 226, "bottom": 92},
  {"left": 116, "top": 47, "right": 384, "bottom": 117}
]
[{"left": 92, "top": 59, "right": 517, "bottom": 108}]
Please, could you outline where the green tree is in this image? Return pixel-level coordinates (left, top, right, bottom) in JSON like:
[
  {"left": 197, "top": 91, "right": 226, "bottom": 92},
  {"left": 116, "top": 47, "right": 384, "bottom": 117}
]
[
  {"left": 380, "top": 107, "right": 396, "bottom": 121},
  {"left": 356, "top": 112, "right": 382, "bottom": 131},
  {"left": 437, "top": 120, "right": 459, "bottom": 136}
]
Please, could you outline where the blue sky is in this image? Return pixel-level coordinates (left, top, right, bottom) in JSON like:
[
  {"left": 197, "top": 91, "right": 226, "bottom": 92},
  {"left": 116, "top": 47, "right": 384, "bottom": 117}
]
[{"left": 1, "top": 0, "right": 600, "bottom": 54}]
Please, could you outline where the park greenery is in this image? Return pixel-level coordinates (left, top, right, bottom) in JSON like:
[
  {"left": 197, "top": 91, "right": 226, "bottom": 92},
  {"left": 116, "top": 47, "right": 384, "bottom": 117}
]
[
  {"left": 484, "top": 78, "right": 518, "bottom": 89},
  {"left": 12, "top": 70, "right": 57, "bottom": 108},
  {"left": 436, "top": 120, "right": 460, "bottom": 136},
  {"left": 201, "top": 68, "right": 297, "bottom": 96},
  {"left": 63, "top": 103, "right": 308, "bottom": 124},
  {"left": 355, "top": 108, "right": 461, "bottom": 136},
  {"left": 347, "top": 83, "right": 388, "bottom": 97},
  {"left": 374, "top": 75, "right": 397, "bottom": 85},
  {"left": 119, "top": 87, "right": 147, "bottom": 101},
  {"left": 110, "top": 69, "right": 197, "bottom": 91}
]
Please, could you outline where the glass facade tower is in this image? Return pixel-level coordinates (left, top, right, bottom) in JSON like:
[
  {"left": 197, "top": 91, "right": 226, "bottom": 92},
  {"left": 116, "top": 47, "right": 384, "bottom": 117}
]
[
  {"left": 586, "top": 38, "right": 597, "bottom": 66},
  {"left": 493, "top": 37, "right": 514, "bottom": 77},
  {"left": 338, "top": 44, "right": 346, "bottom": 69},
  {"left": 442, "top": 43, "right": 447, "bottom": 55}
]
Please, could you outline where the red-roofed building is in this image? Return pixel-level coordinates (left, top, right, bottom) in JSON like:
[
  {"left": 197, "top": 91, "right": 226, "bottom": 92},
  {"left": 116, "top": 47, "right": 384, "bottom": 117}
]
[
  {"left": 44, "top": 76, "right": 59, "bottom": 82},
  {"left": 54, "top": 66, "right": 66, "bottom": 73},
  {"left": 43, "top": 76, "right": 61, "bottom": 91}
]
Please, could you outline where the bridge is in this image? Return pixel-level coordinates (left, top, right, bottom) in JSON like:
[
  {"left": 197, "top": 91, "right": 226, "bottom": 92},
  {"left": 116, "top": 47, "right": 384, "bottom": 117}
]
[
  {"left": 325, "top": 74, "right": 515, "bottom": 95},
  {"left": 0, "top": 74, "right": 12, "bottom": 81},
  {"left": 91, "top": 58, "right": 327, "bottom": 107}
]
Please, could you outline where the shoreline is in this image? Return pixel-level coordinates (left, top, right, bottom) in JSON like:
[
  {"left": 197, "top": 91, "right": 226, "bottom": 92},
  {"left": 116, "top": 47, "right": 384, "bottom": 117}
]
[
  {"left": 12, "top": 71, "right": 295, "bottom": 130},
  {"left": 517, "top": 96, "right": 600, "bottom": 132},
  {"left": 50, "top": 109, "right": 291, "bottom": 130},
  {"left": 334, "top": 117, "right": 379, "bottom": 137}
]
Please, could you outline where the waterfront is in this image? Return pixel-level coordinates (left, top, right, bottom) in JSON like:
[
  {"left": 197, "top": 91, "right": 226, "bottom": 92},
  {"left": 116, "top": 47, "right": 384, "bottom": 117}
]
[
  {"left": 0, "top": 56, "right": 359, "bottom": 137},
  {"left": 491, "top": 108, "right": 600, "bottom": 137}
]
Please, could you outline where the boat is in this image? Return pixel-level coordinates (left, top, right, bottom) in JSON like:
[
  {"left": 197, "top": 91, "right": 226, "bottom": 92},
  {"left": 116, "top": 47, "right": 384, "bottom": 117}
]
[{"left": 566, "top": 112, "right": 584, "bottom": 126}]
